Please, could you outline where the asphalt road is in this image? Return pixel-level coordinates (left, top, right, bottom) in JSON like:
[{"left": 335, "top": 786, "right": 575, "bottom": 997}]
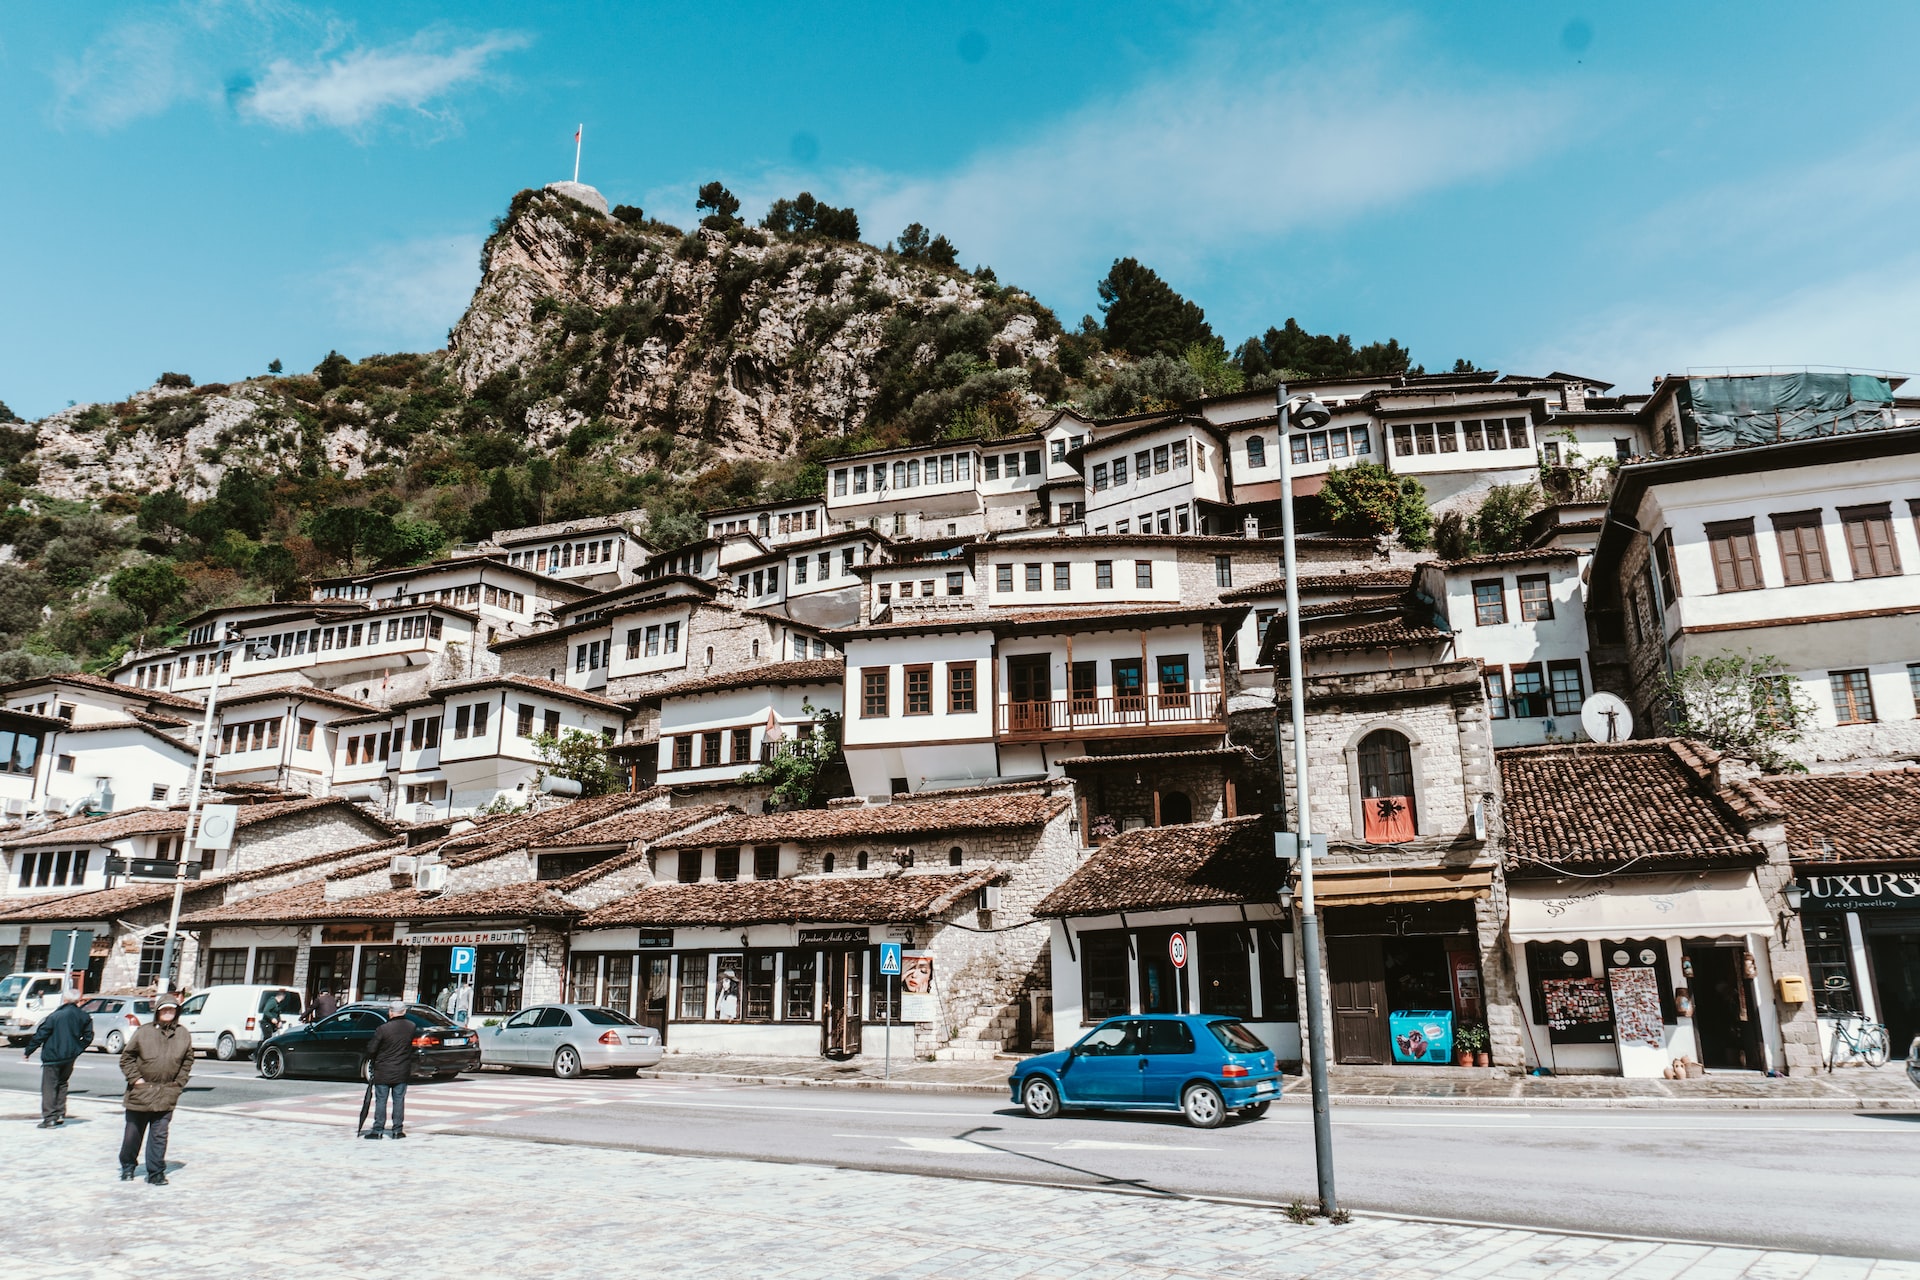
[{"left": 8, "top": 1053, "right": 1917, "bottom": 1259}]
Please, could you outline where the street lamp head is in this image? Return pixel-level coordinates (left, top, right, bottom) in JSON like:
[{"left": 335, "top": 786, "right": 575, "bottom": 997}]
[{"left": 1290, "top": 397, "right": 1333, "bottom": 430}]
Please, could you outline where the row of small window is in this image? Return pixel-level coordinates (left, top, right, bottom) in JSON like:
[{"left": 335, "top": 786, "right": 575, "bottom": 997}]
[
  {"left": 221, "top": 717, "right": 309, "bottom": 755},
  {"left": 1049, "top": 435, "right": 1088, "bottom": 462},
  {"left": 565, "top": 950, "right": 907, "bottom": 1025},
  {"left": 712, "top": 509, "right": 819, "bottom": 539},
  {"left": 128, "top": 660, "right": 175, "bottom": 688},
  {"left": 1391, "top": 417, "right": 1530, "bottom": 457},
  {"left": 878, "top": 572, "right": 967, "bottom": 603},
  {"left": 670, "top": 727, "right": 765, "bottom": 769},
  {"left": 791, "top": 546, "right": 865, "bottom": 585},
  {"left": 243, "top": 615, "right": 445, "bottom": 664},
  {"left": 507, "top": 538, "right": 616, "bottom": 573},
  {"left": 1484, "top": 661, "right": 1585, "bottom": 720},
  {"left": 1090, "top": 505, "right": 1193, "bottom": 536},
  {"left": 666, "top": 845, "right": 782, "bottom": 882},
  {"left": 1693, "top": 503, "right": 1912, "bottom": 596},
  {"left": 401, "top": 584, "right": 526, "bottom": 613},
  {"left": 860, "top": 663, "right": 979, "bottom": 717},
  {"left": 1541, "top": 439, "right": 1633, "bottom": 466},
  {"left": 1828, "top": 666, "right": 1920, "bottom": 726},
  {"left": 735, "top": 567, "right": 781, "bottom": 598},
  {"left": 625, "top": 621, "right": 682, "bottom": 660},
  {"left": 1471, "top": 575, "right": 1556, "bottom": 626},
  {"left": 314, "top": 585, "right": 373, "bottom": 601},
  {"left": 995, "top": 560, "right": 1155, "bottom": 592},
  {"left": 14, "top": 849, "right": 90, "bottom": 888},
  {"left": 1089, "top": 441, "right": 1200, "bottom": 490},
  {"left": 644, "top": 548, "right": 708, "bottom": 578},
  {"left": 0, "top": 728, "right": 41, "bottom": 775},
  {"left": 203, "top": 947, "right": 297, "bottom": 987},
  {"left": 1246, "top": 427, "right": 1373, "bottom": 468},
  {"left": 1079, "top": 926, "right": 1296, "bottom": 1023}
]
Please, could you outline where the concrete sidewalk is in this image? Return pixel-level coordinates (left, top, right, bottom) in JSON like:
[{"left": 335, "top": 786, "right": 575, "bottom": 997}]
[
  {"left": 6, "top": 1096, "right": 1916, "bottom": 1279},
  {"left": 637, "top": 1052, "right": 1920, "bottom": 1109}
]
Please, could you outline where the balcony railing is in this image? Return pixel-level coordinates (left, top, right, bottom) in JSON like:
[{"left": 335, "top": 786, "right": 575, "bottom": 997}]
[{"left": 995, "top": 691, "right": 1224, "bottom": 739}]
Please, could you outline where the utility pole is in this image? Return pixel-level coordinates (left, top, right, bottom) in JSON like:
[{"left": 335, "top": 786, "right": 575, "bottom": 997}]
[
  {"left": 1276, "top": 382, "right": 1338, "bottom": 1216},
  {"left": 157, "top": 628, "right": 235, "bottom": 993}
]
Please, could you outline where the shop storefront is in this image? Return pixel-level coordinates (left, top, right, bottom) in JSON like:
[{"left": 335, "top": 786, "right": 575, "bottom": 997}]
[
  {"left": 405, "top": 928, "right": 529, "bottom": 1020},
  {"left": 1311, "top": 864, "right": 1496, "bottom": 1067},
  {"left": 1506, "top": 871, "right": 1781, "bottom": 1076},
  {"left": 1796, "top": 869, "right": 1920, "bottom": 1058}
]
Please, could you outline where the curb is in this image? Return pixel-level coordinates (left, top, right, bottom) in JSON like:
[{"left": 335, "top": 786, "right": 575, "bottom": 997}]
[{"left": 633, "top": 1067, "right": 1920, "bottom": 1110}]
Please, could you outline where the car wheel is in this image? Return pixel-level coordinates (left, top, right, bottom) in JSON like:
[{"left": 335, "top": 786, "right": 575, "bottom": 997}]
[
  {"left": 105, "top": 1029, "right": 125, "bottom": 1054},
  {"left": 1182, "top": 1083, "right": 1226, "bottom": 1129},
  {"left": 1022, "top": 1076, "right": 1062, "bottom": 1119},
  {"left": 553, "top": 1046, "right": 583, "bottom": 1079},
  {"left": 215, "top": 1033, "right": 239, "bottom": 1062},
  {"left": 6, "top": 1037, "right": 26, "bottom": 1048},
  {"left": 258, "top": 1048, "right": 286, "bottom": 1080},
  {"left": 1238, "top": 1101, "right": 1272, "bottom": 1120}
]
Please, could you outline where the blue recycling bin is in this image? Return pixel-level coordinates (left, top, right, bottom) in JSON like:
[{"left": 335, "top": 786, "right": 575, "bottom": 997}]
[{"left": 1389, "top": 1010, "right": 1454, "bottom": 1064}]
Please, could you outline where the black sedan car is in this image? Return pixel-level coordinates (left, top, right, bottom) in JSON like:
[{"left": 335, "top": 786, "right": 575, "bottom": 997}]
[{"left": 255, "top": 1003, "right": 481, "bottom": 1081}]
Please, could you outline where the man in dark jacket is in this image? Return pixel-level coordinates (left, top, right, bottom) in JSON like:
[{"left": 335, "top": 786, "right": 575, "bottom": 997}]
[
  {"left": 363, "top": 1001, "right": 416, "bottom": 1140},
  {"left": 24, "top": 989, "right": 93, "bottom": 1127},
  {"left": 119, "top": 993, "right": 193, "bottom": 1184},
  {"left": 312, "top": 988, "right": 339, "bottom": 1020}
]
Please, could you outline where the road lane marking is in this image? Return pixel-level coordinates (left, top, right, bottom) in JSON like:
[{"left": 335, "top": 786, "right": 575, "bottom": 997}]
[{"left": 1055, "top": 1139, "right": 1213, "bottom": 1151}]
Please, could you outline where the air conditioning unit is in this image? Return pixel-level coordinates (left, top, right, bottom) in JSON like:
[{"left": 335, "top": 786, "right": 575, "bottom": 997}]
[
  {"left": 389, "top": 855, "right": 418, "bottom": 876},
  {"left": 980, "top": 885, "right": 1003, "bottom": 912},
  {"left": 414, "top": 863, "right": 447, "bottom": 892},
  {"left": 3, "top": 798, "right": 26, "bottom": 817}
]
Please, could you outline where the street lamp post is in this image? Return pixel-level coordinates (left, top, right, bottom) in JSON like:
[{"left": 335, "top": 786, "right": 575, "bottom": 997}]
[
  {"left": 156, "top": 629, "right": 235, "bottom": 993},
  {"left": 1276, "top": 382, "right": 1338, "bottom": 1216}
]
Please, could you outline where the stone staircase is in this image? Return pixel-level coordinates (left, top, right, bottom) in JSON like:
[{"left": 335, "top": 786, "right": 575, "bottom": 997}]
[{"left": 931, "top": 1002, "right": 1025, "bottom": 1061}]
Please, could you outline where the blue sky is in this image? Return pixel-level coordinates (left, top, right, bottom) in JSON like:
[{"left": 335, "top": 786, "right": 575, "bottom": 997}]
[{"left": 3, "top": 1, "right": 1918, "bottom": 420}]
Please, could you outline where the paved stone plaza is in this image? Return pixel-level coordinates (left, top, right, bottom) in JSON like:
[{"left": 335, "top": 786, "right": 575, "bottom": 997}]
[{"left": 6, "top": 1094, "right": 1915, "bottom": 1280}]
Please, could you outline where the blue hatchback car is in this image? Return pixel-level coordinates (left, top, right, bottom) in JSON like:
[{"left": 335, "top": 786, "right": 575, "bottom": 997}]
[{"left": 1009, "top": 1013, "right": 1281, "bottom": 1128}]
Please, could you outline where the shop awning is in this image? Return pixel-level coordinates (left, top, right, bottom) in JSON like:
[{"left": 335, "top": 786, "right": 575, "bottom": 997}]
[
  {"left": 1301, "top": 863, "right": 1495, "bottom": 907},
  {"left": 1506, "top": 871, "right": 1771, "bottom": 942}
]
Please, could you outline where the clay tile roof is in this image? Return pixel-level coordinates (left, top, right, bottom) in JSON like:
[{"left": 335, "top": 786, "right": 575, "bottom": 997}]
[
  {"left": 1054, "top": 747, "right": 1253, "bottom": 768},
  {"left": 1035, "top": 817, "right": 1280, "bottom": 916},
  {"left": 0, "top": 882, "right": 199, "bottom": 922},
  {"left": 3, "top": 795, "right": 385, "bottom": 850},
  {"left": 1219, "top": 569, "right": 1413, "bottom": 602},
  {"left": 219, "top": 684, "right": 385, "bottom": 713},
  {"left": 579, "top": 867, "right": 1005, "bottom": 928},
  {"left": 180, "top": 880, "right": 580, "bottom": 926},
  {"left": 1269, "top": 617, "right": 1451, "bottom": 657},
  {"left": 532, "top": 803, "right": 732, "bottom": 851},
  {"left": 14, "top": 671, "right": 204, "bottom": 711},
  {"left": 647, "top": 793, "right": 1071, "bottom": 850},
  {"left": 1754, "top": 770, "right": 1920, "bottom": 864},
  {"left": 1497, "top": 741, "right": 1772, "bottom": 877},
  {"left": 428, "top": 673, "right": 630, "bottom": 713},
  {"left": 130, "top": 708, "right": 193, "bottom": 729},
  {"left": 437, "top": 792, "right": 667, "bottom": 868},
  {"left": 631, "top": 660, "right": 844, "bottom": 705},
  {"left": 1425, "top": 549, "right": 1581, "bottom": 571}
]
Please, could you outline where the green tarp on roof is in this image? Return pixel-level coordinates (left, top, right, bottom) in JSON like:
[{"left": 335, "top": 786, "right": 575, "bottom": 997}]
[{"left": 1678, "top": 373, "right": 1894, "bottom": 450}]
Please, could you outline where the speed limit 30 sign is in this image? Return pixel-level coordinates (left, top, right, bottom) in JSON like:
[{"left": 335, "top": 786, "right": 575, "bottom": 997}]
[{"left": 1168, "top": 933, "right": 1187, "bottom": 969}]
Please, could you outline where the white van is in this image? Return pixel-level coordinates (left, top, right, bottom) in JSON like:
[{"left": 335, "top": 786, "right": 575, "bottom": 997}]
[
  {"left": 0, "top": 972, "right": 74, "bottom": 1046},
  {"left": 177, "top": 985, "right": 304, "bottom": 1059}
]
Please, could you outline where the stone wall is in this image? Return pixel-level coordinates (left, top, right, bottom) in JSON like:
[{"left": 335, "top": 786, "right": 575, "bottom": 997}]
[{"left": 227, "top": 808, "right": 395, "bottom": 878}]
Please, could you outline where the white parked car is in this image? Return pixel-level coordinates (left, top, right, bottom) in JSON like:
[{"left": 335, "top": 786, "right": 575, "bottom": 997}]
[
  {"left": 481, "top": 1005, "right": 664, "bottom": 1078},
  {"left": 0, "top": 973, "right": 72, "bottom": 1046},
  {"left": 176, "top": 985, "right": 304, "bottom": 1060}
]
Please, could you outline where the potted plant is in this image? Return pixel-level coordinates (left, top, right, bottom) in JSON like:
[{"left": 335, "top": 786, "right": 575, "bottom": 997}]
[{"left": 1456, "top": 1023, "right": 1490, "bottom": 1066}]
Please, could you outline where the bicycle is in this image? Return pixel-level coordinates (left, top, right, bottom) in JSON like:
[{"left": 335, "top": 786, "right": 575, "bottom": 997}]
[{"left": 1826, "top": 1012, "right": 1890, "bottom": 1071}]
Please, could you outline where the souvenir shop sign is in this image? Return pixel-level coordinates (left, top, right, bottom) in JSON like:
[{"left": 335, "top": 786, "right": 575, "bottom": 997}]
[
  {"left": 1798, "top": 872, "right": 1920, "bottom": 913},
  {"left": 1607, "top": 966, "right": 1664, "bottom": 1049}
]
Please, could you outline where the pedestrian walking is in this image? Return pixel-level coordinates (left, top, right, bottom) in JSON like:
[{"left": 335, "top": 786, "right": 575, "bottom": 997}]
[
  {"left": 119, "top": 992, "right": 193, "bottom": 1185},
  {"left": 362, "top": 1000, "right": 416, "bottom": 1140},
  {"left": 23, "top": 988, "right": 93, "bottom": 1127},
  {"left": 312, "top": 988, "right": 339, "bottom": 1020}
]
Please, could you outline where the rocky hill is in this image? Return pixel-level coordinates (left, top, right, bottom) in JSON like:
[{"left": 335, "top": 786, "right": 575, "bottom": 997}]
[{"left": 23, "top": 185, "right": 1075, "bottom": 505}]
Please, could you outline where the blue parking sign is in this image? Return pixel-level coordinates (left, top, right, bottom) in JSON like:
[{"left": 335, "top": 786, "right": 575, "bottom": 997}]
[
  {"left": 449, "top": 946, "right": 476, "bottom": 975},
  {"left": 878, "top": 942, "right": 902, "bottom": 976}
]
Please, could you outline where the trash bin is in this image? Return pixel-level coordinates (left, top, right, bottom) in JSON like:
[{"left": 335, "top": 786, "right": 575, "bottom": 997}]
[{"left": 1389, "top": 1010, "right": 1454, "bottom": 1064}]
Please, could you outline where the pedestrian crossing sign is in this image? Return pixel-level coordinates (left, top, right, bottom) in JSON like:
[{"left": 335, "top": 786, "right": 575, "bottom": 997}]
[{"left": 879, "top": 942, "right": 902, "bottom": 976}]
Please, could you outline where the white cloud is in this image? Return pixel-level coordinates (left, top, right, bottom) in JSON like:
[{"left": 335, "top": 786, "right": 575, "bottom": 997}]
[
  {"left": 798, "top": 30, "right": 1577, "bottom": 303},
  {"left": 322, "top": 233, "right": 481, "bottom": 352},
  {"left": 237, "top": 30, "right": 526, "bottom": 130},
  {"left": 51, "top": 19, "right": 211, "bottom": 129}
]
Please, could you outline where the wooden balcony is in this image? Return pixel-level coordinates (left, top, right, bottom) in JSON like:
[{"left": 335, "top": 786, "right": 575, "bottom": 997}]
[{"left": 995, "top": 691, "right": 1225, "bottom": 742}]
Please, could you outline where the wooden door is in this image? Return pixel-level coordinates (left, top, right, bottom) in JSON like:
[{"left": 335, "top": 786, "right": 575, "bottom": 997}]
[
  {"left": 637, "top": 956, "right": 670, "bottom": 1043},
  {"left": 1329, "top": 938, "right": 1391, "bottom": 1064},
  {"left": 1007, "top": 655, "right": 1052, "bottom": 731},
  {"left": 822, "top": 949, "right": 863, "bottom": 1058}
]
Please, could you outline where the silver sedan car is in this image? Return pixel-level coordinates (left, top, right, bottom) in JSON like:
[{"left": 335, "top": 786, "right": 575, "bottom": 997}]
[
  {"left": 480, "top": 1004, "right": 664, "bottom": 1078},
  {"left": 78, "top": 996, "right": 154, "bottom": 1054}
]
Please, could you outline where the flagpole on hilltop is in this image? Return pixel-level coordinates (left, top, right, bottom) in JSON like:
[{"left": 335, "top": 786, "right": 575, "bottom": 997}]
[{"left": 573, "top": 124, "right": 583, "bottom": 184}]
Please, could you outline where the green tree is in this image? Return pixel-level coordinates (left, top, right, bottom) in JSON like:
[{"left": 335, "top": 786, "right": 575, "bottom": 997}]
[
  {"left": 1234, "top": 318, "right": 1414, "bottom": 381},
  {"left": 186, "top": 469, "right": 273, "bottom": 542},
  {"left": 696, "top": 181, "right": 741, "bottom": 229},
  {"left": 137, "top": 490, "right": 190, "bottom": 547},
  {"left": 1080, "top": 354, "right": 1204, "bottom": 417},
  {"left": 1183, "top": 338, "right": 1244, "bottom": 398},
  {"left": 0, "top": 399, "right": 22, "bottom": 423},
  {"left": 253, "top": 543, "right": 300, "bottom": 599},
  {"left": 365, "top": 515, "right": 446, "bottom": 568},
  {"left": 534, "top": 729, "right": 623, "bottom": 797},
  {"left": 762, "top": 192, "right": 860, "bottom": 241},
  {"left": 1319, "top": 461, "right": 1432, "bottom": 548},
  {"left": 1658, "top": 653, "right": 1812, "bottom": 774},
  {"left": 467, "top": 470, "right": 532, "bottom": 541},
  {"left": 267, "top": 358, "right": 283, "bottom": 374},
  {"left": 109, "top": 560, "right": 188, "bottom": 623},
  {"left": 612, "top": 204, "right": 646, "bottom": 226},
  {"left": 737, "top": 705, "right": 842, "bottom": 808},
  {"left": 315, "top": 350, "right": 351, "bottom": 390},
  {"left": 1097, "top": 258, "right": 1212, "bottom": 358},
  {"left": 307, "top": 505, "right": 367, "bottom": 567},
  {"left": 1467, "top": 482, "right": 1541, "bottom": 554},
  {"left": 157, "top": 371, "right": 193, "bottom": 389}
]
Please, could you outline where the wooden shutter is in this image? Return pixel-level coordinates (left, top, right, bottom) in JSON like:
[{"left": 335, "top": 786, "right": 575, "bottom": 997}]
[
  {"left": 1770, "top": 512, "right": 1828, "bottom": 586},
  {"left": 1705, "top": 520, "right": 1761, "bottom": 592},
  {"left": 1840, "top": 505, "right": 1900, "bottom": 578}
]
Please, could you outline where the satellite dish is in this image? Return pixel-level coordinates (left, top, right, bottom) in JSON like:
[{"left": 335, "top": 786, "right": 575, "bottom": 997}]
[{"left": 1580, "top": 692, "right": 1633, "bottom": 744}]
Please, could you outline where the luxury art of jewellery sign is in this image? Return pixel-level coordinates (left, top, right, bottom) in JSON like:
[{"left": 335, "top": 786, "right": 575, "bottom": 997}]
[{"left": 1798, "top": 872, "right": 1920, "bottom": 913}]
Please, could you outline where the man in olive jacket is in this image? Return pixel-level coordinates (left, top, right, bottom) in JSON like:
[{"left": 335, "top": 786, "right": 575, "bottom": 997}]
[
  {"left": 24, "top": 989, "right": 93, "bottom": 1127},
  {"left": 119, "top": 992, "right": 193, "bottom": 1184}
]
